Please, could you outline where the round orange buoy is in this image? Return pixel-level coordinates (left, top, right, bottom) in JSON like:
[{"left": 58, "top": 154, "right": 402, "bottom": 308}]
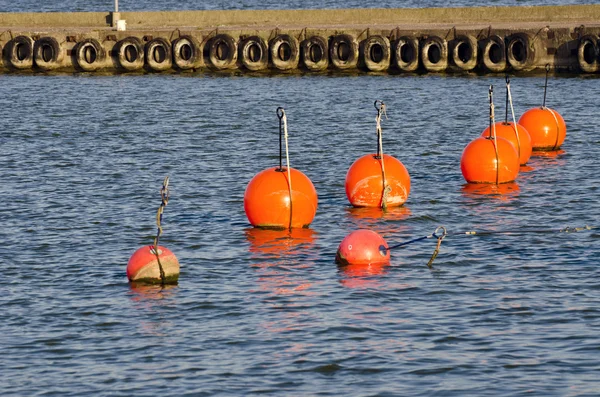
[
  {"left": 126, "top": 245, "right": 180, "bottom": 284},
  {"left": 345, "top": 153, "right": 411, "bottom": 207},
  {"left": 335, "top": 229, "right": 390, "bottom": 267},
  {"left": 481, "top": 121, "right": 532, "bottom": 165},
  {"left": 244, "top": 166, "right": 318, "bottom": 229},
  {"left": 518, "top": 107, "right": 566, "bottom": 151},
  {"left": 461, "top": 136, "right": 520, "bottom": 184}
]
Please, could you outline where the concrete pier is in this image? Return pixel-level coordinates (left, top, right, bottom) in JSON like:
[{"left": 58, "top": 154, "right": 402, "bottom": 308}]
[{"left": 1, "top": 5, "right": 599, "bottom": 74}]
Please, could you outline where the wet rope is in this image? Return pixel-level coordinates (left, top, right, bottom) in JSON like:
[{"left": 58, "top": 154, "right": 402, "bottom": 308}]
[
  {"left": 487, "top": 85, "right": 500, "bottom": 185},
  {"left": 540, "top": 64, "right": 561, "bottom": 150},
  {"left": 542, "top": 64, "right": 550, "bottom": 108},
  {"left": 374, "top": 100, "right": 391, "bottom": 210},
  {"left": 385, "top": 225, "right": 596, "bottom": 268},
  {"left": 506, "top": 76, "right": 522, "bottom": 161},
  {"left": 153, "top": 176, "right": 169, "bottom": 286},
  {"left": 277, "top": 107, "right": 293, "bottom": 230}
]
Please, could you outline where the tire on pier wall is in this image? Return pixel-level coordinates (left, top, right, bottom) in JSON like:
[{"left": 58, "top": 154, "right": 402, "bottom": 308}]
[
  {"left": 361, "top": 35, "right": 391, "bottom": 72},
  {"left": 393, "top": 36, "right": 419, "bottom": 72},
  {"left": 33, "top": 36, "right": 64, "bottom": 71},
  {"left": 507, "top": 32, "right": 535, "bottom": 71},
  {"left": 450, "top": 35, "right": 478, "bottom": 72},
  {"left": 172, "top": 35, "right": 203, "bottom": 70},
  {"left": 145, "top": 37, "right": 172, "bottom": 72},
  {"left": 73, "top": 38, "right": 107, "bottom": 72},
  {"left": 577, "top": 34, "right": 599, "bottom": 73},
  {"left": 239, "top": 36, "right": 269, "bottom": 71},
  {"left": 4, "top": 35, "right": 34, "bottom": 70},
  {"left": 420, "top": 36, "right": 448, "bottom": 72},
  {"left": 269, "top": 34, "right": 300, "bottom": 71},
  {"left": 115, "top": 37, "right": 145, "bottom": 71},
  {"left": 481, "top": 35, "right": 507, "bottom": 73},
  {"left": 330, "top": 34, "right": 359, "bottom": 70},
  {"left": 301, "top": 36, "right": 328, "bottom": 72},
  {"left": 206, "top": 34, "right": 238, "bottom": 70}
]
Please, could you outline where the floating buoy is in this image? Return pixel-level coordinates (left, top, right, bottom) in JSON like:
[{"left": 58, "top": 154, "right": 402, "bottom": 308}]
[
  {"left": 345, "top": 100, "right": 410, "bottom": 208},
  {"left": 127, "top": 245, "right": 180, "bottom": 284},
  {"left": 518, "top": 64, "right": 566, "bottom": 151},
  {"left": 481, "top": 122, "right": 532, "bottom": 165},
  {"left": 127, "top": 176, "right": 179, "bottom": 285},
  {"left": 244, "top": 107, "right": 318, "bottom": 229},
  {"left": 336, "top": 229, "right": 390, "bottom": 267},
  {"left": 461, "top": 86, "right": 520, "bottom": 184}
]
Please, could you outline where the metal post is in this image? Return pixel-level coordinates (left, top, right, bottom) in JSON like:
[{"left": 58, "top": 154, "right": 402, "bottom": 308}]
[{"left": 115, "top": 0, "right": 119, "bottom": 12}]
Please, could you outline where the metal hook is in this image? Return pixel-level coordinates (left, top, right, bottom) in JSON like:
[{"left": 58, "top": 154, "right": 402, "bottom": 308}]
[
  {"left": 276, "top": 107, "right": 285, "bottom": 119},
  {"left": 433, "top": 226, "right": 447, "bottom": 239},
  {"left": 505, "top": 74, "right": 510, "bottom": 85},
  {"left": 374, "top": 100, "right": 384, "bottom": 112},
  {"left": 545, "top": 63, "right": 551, "bottom": 73}
]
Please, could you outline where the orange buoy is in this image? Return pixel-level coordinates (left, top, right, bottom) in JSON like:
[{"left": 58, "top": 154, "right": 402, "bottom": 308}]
[
  {"left": 335, "top": 229, "right": 390, "bottom": 267},
  {"left": 244, "top": 107, "right": 318, "bottom": 229},
  {"left": 481, "top": 121, "right": 532, "bottom": 165},
  {"left": 345, "top": 100, "right": 410, "bottom": 208},
  {"left": 518, "top": 107, "right": 566, "bottom": 151},
  {"left": 127, "top": 245, "right": 180, "bottom": 284},
  {"left": 244, "top": 168, "right": 318, "bottom": 227}
]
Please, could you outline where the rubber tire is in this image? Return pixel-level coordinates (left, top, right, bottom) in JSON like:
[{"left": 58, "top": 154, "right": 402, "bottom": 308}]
[
  {"left": 329, "top": 34, "right": 358, "bottom": 70},
  {"left": 361, "top": 35, "right": 391, "bottom": 72},
  {"left": 450, "top": 35, "right": 478, "bottom": 72},
  {"left": 145, "top": 37, "right": 172, "bottom": 72},
  {"left": 420, "top": 36, "right": 448, "bottom": 72},
  {"left": 33, "top": 36, "right": 64, "bottom": 71},
  {"left": 577, "top": 34, "right": 599, "bottom": 73},
  {"left": 239, "top": 36, "right": 268, "bottom": 71},
  {"left": 269, "top": 34, "right": 300, "bottom": 71},
  {"left": 5, "top": 35, "right": 34, "bottom": 70},
  {"left": 481, "top": 35, "right": 507, "bottom": 73},
  {"left": 115, "top": 37, "right": 145, "bottom": 71},
  {"left": 507, "top": 33, "right": 535, "bottom": 71},
  {"left": 301, "top": 36, "right": 328, "bottom": 72},
  {"left": 172, "top": 35, "right": 202, "bottom": 70},
  {"left": 207, "top": 34, "right": 238, "bottom": 70},
  {"left": 393, "top": 36, "right": 419, "bottom": 72},
  {"left": 74, "top": 38, "right": 106, "bottom": 72}
]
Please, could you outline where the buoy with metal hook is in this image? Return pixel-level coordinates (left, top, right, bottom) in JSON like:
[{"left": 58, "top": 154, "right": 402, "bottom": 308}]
[
  {"left": 127, "top": 176, "right": 180, "bottom": 285},
  {"left": 461, "top": 85, "right": 520, "bottom": 184},
  {"left": 244, "top": 107, "right": 318, "bottom": 229},
  {"left": 518, "top": 64, "right": 567, "bottom": 151},
  {"left": 345, "top": 100, "right": 411, "bottom": 209}
]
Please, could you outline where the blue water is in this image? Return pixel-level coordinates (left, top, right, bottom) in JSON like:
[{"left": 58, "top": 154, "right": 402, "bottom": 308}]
[{"left": 2, "top": 0, "right": 600, "bottom": 395}]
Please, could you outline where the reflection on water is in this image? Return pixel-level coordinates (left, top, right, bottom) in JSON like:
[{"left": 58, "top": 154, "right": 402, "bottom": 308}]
[{"left": 461, "top": 181, "right": 520, "bottom": 201}]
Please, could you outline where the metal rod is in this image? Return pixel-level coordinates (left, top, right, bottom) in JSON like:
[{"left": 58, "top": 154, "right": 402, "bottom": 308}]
[{"left": 115, "top": 0, "right": 119, "bottom": 13}]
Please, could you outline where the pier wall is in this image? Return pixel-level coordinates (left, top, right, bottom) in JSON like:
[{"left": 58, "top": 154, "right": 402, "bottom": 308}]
[{"left": 1, "top": 5, "right": 600, "bottom": 74}]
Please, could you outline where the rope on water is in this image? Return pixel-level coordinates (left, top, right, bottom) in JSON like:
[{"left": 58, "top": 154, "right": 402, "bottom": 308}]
[
  {"left": 506, "top": 75, "right": 522, "bottom": 161},
  {"left": 277, "top": 107, "right": 293, "bottom": 230},
  {"left": 153, "top": 176, "right": 169, "bottom": 286},
  {"left": 385, "top": 225, "right": 597, "bottom": 268},
  {"left": 374, "top": 100, "right": 391, "bottom": 210}
]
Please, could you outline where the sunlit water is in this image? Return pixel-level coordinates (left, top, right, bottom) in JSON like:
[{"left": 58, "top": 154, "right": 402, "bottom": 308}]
[{"left": 1, "top": 0, "right": 600, "bottom": 395}]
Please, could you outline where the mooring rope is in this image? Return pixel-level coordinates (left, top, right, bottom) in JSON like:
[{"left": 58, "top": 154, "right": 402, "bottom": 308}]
[
  {"left": 153, "top": 176, "right": 169, "bottom": 285},
  {"left": 487, "top": 85, "right": 500, "bottom": 185},
  {"left": 374, "top": 100, "right": 390, "bottom": 210},
  {"left": 506, "top": 76, "right": 522, "bottom": 161},
  {"left": 277, "top": 107, "right": 293, "bottom": 230},
  {"left": 384, "top": 225, "right": 597, "bottom": 268}
]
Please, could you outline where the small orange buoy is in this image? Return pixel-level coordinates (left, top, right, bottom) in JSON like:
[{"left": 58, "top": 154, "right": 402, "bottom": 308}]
[
  {"left": 346, "top": 153, "right": 411, "bottom": 207},
  {"left": 335, "top": 229, "right": 390, "bottom": 267},
  {"left": 127, "top": 245, "right": 180, "bottom": 284},
  {"left": 518, "top": 107, "right": 566, "bottom": 151},
  {"left": 345, "top": 100, "right": 410, "bottom": 208},
  {"left": 244, "top": 107, "right": 318, "bottom": 229},
  {"left": 481, "top": 121, "right": 532, "bottom": 165},
  {"left": 244, "top": 167, "right": 318, "bottom": 228}
]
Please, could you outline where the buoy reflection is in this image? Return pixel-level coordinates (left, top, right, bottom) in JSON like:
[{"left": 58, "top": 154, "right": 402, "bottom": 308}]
[
  {"left": 461, "top": 182, "right": 520, "bottom": 200},
  {"left": 245, "top": 227, "right": 316, "bottom": 256},
  {"left": 339, "top": 262, "right": 389, "bottom": 289}
]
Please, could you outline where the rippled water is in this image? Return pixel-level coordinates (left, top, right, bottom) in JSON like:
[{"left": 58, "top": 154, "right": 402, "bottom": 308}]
[
  {"left": 2, "top": 71, "right": 599, "bottom": 396},
  {"left": 0, "top": 0, "right": 595, "bottom": 12}
]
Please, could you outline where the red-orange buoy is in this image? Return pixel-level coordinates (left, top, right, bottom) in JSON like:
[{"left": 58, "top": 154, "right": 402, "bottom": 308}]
[
  {"left": 244, "top": 168, "right": 318, "bottom": 228},
  {"left": 345, "top": 100, "right": 410, "bottom": 208},
  {"left": 244, "top": 107, "right": 318, "bottom": 229},
  {"left": 127, "top": 245, "right": 180, "bottom": 284},
  {"left": 481, "top": 121, "right": 532, "bottom": 165},
  {"left": 518, "top": 107, "right": 566, "bottom": 151},
  {"left": 335, "top": 229, "right": 390, "bottom": 267},
  {"left": 346, "top": 153, "right": 411, "bottom": 207}
]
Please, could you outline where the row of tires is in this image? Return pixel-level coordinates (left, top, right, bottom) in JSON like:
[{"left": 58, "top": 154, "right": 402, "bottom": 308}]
[{"left": 1, "top": 32, "right": 599, "bottom": 73}]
